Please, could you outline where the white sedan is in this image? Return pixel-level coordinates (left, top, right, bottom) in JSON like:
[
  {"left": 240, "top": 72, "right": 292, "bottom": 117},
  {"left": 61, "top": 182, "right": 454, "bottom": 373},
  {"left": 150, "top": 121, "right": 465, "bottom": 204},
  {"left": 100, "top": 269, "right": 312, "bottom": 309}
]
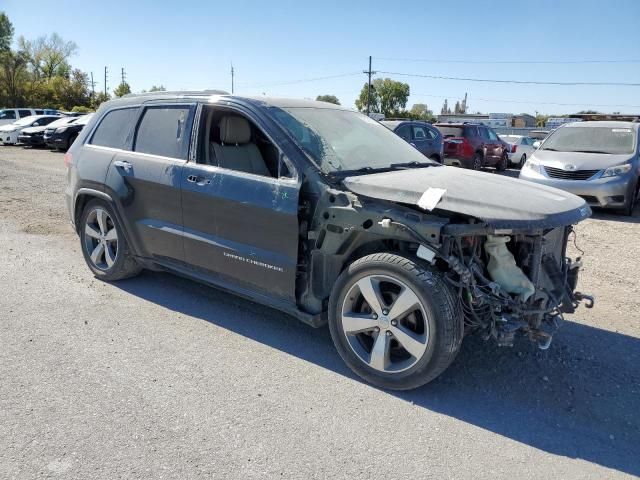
[
  {"left": 0, "top": 115, "right": 61, "bottom": 145},
  {"left": 499, "top": 135, "right": 537, "bottom": 168}
]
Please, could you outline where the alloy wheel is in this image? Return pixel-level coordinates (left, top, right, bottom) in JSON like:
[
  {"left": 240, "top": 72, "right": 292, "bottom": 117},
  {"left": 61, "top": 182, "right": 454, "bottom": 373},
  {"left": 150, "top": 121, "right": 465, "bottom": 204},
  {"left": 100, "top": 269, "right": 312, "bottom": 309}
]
[
  {"left": 83, "top": 208, "right": 118, "bottom": 270},
  {"left": 340, "top": 275, "right": 430, "bottom": 373}
]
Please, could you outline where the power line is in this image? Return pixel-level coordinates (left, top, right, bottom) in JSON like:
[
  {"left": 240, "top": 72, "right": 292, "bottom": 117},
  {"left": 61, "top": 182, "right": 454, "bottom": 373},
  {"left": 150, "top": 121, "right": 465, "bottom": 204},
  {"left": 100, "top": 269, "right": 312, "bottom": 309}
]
[
  {"left": 410, "top": 92, "right": 640, "bottom": 109},
  {"left": 238, "top": 72, "right": 361, "bottom": 89},
  {"left": 376, "top": 57, "right": 640, "bottom": 65},
  {"left": 377, "top": 70, "right": 640, "bottom": 87}
]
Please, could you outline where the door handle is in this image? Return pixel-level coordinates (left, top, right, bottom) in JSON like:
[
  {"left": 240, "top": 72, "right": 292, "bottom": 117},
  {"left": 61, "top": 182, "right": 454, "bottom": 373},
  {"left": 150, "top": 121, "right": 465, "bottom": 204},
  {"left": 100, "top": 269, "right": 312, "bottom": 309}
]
[
  {"left": 113, "top": 160, "right": 132, "bottom": 173},
  {"left": 187, "top": 174, "right": 211, "bottom": 185}
]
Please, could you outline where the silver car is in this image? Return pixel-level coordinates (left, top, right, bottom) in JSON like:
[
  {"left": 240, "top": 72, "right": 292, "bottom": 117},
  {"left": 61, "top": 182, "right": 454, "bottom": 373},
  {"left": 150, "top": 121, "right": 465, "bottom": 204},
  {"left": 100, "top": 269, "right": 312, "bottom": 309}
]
[{"left": 519, "top": 121, "right": 639, "bottom": 215}]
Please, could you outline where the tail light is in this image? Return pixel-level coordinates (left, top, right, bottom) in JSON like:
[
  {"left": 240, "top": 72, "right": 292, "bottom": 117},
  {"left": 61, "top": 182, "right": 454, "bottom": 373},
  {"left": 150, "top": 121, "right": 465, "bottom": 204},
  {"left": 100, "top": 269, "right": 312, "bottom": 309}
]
[
  {"left": 511, "top": 144, "right": 517, "bottom": 153},
  {"left": 63, "top": 152, "right": 73, "bottom": 167}
]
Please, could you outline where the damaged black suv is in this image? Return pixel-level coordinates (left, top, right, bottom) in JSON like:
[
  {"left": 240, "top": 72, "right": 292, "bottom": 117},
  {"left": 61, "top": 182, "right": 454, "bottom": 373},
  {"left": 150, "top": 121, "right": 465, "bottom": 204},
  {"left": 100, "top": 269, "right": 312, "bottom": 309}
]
[{"left": 65, "top": 91, "right": 594, "bottom": 390}]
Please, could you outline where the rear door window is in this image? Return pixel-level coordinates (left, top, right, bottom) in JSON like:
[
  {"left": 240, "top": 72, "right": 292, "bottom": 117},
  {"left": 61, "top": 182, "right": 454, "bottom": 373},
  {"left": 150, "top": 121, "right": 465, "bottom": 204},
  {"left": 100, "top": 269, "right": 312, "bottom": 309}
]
[
  {"left": 18, "top": 110, "right": 32, "bottom": 118},
  {"left": 0, "top": 110, "right": 16, "bottom": 120},
  {"left": 464, "top": 126, "right": 478, "bottom": 138},
  {"left": 411, "top": 125, "right": 428, "bottom": 140},
  {"left": 90, "top": 108, "right": 138, "bottom": 149},
  {"left": 133, "top": 105, "right": 194, "bottom": 160},
  {"left": 487, "top": 128, "right": 498, "bottom": 141}
]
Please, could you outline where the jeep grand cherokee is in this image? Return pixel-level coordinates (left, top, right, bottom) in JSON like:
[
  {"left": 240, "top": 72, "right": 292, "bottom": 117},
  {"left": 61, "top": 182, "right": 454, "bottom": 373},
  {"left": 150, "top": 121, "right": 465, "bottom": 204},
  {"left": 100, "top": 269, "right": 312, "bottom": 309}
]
[{"left": 65, "top": 91, "right": 593, "bottom": 390}]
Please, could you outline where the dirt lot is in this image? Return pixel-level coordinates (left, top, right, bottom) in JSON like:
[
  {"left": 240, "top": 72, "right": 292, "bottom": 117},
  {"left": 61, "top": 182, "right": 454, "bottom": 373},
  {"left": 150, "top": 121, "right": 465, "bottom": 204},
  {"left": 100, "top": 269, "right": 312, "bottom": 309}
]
[{"left": 1, "top": 145, "right": 639, "bottom": 479}]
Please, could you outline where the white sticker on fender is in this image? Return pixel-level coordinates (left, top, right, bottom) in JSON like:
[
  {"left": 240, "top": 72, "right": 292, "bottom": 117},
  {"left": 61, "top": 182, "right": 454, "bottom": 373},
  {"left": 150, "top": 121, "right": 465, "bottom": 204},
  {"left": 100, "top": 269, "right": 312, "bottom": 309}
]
[{"left": 417, "top": 188, "right": 446, "bottom": 211}]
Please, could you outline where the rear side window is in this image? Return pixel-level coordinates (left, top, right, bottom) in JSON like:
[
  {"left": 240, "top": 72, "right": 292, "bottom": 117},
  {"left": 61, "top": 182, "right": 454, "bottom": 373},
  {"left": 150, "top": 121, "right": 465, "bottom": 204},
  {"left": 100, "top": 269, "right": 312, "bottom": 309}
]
[
  {"left": 0, "top": 110, "right": 16, "bottom": 120},
  {"left": 464, "top": 126, "right": 477, "bottom": 137},
  {"left": 90, "top": 108, "right": 138, "bottom": 149},
  {"left": 412, "top": 125, "right": 428, "bottom": 140},
  {"left": 35, "top": 110, "right": 44, "bottom": 115},
  {"left": 133, "top": 105, "right": 193, "bottom": 159}
]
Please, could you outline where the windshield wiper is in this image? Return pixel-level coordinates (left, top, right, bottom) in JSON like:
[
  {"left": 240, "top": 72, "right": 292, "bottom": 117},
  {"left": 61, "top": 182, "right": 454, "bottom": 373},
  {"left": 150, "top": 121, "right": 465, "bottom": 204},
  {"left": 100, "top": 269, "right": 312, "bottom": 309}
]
[
  {"left": 570, "top": 150, "right": 610, "bottom": 154},
  {"left": 389, "top": 161, "right": 436, "bottom": 169}
]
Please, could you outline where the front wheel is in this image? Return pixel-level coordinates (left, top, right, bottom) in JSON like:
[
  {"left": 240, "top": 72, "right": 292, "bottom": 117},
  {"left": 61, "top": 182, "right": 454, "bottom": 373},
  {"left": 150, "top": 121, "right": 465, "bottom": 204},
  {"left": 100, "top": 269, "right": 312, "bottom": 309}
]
[
  {"left": 328, "top": 253, "right": 463, "bottom": 390},
  {"left": 471, "top": 153, "right": 483, "bottom": 170},
  {"left": 519, "top": 154, "right": 526, "bottom": 169},
  {"left": 622, "top": 183, "right": 638, "bottom": 216}
]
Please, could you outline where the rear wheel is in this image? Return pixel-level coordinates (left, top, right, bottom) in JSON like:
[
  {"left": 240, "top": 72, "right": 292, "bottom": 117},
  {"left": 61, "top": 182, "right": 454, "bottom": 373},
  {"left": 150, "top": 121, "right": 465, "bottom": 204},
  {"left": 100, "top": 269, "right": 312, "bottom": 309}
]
[
  {"left": 80, "top": 199, "right": 141, "bottom": 281},
  {"left": 622, "top": 183, "right": 638, "bottom": 216},
  {"left": 328, "top": 253, "right": 463, "bottom": 390},
  {"left": 519, "top": 154, "right": 527, "bottom": 169},
  {"left": 496, "top": 152, "right": 508, "bottom": 171},
  {"left": 471, "top": 153, "right": 483, "bottom": 170}
]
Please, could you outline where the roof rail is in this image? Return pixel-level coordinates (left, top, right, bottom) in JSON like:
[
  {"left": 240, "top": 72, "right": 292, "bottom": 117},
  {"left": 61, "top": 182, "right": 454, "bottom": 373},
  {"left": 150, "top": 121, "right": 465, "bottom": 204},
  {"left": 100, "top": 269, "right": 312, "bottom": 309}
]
[{"left": 122, "top": 89, "right": 229, "bottom": 98}]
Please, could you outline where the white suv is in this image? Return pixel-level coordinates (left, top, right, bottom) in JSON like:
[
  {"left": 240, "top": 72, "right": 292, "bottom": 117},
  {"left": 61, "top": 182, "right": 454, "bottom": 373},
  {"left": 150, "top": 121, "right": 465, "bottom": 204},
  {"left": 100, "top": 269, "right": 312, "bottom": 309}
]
[{"left": 0, "top": 108, "right": 61, "bottom": 127}]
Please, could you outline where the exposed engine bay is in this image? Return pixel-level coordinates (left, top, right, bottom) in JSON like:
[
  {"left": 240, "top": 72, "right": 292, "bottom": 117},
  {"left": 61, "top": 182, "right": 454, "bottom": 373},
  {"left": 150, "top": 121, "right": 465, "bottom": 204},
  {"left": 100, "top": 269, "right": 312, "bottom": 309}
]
[{"left": 424, "top": 226, "right": 594, "bottom": 349}]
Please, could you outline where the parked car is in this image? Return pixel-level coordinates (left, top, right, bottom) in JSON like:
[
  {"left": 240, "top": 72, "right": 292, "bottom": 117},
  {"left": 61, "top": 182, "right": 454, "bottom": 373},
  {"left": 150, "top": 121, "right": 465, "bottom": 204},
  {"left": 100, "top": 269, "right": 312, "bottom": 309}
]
[
  {"left": 18, "top": 116, "right": 80, "bottom": 147},
  {"left": 0, "top": 115, "right": 61, "bottom": 145},
  {"left": 380, "top": 120, "right": 444, "bottom": 162},
  {"left": 0, "top": 108, "right": 55, "bottom": 127},
  {"left": 66, "top": 92, "right": 593, "bottom": 390},
  {"left": 520, "top": 121, "right": 639, "bottom": 215},
  {"left": 499, "top": 134, "right": 537, "bottom": 168},
  {"left": 434, "top": 123, "right": 509, "bottom": 170},
  {"left": 45, "top": 113, "right": 93, "bottom": 151}
]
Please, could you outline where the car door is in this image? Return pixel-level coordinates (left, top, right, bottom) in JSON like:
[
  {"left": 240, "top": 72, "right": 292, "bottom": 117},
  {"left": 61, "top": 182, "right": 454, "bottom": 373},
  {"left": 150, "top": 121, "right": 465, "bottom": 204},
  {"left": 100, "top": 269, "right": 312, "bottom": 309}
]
[
  {"left": 410, "top": 124, "right": 433, "bottom": 157},
  {"left": 181, "top": 106, "right": 301, "bottom": 302},
  {"left": 100, "top": 104, "right": 194, "bottom": 263},
  {"left": 480, "top": 127, "right": 500, "bottom": 164}
]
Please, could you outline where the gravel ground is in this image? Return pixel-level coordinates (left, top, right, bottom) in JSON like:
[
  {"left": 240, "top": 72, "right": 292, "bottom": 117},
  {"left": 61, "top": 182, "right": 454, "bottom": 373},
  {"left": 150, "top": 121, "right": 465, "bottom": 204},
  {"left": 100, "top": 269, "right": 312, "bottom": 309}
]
[{"left": 1, "top": 146, "right": 638, "bottom": 479}]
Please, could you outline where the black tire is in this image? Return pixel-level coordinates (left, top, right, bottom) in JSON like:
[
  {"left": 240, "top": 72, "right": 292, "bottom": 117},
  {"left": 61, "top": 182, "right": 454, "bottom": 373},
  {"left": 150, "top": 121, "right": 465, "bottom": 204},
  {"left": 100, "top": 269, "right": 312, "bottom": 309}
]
[
  {"left": 429, "top": 154, "right": 442, "bottom": 164},
  {"left": 471, "top": 153, "right": 483, "bottom": 170},
  {"left": 519, "top": 154, "right": 526, "bottom": 169},
  {"left": 79, "top": 199, "right": 142, "bottom": 281},
  {"left": 496, "top": 152, "right": 508, "bottom": 171},
  {"left": 622, "top": 183, "right": 638, "bottom": 216},
  {"left": 67, "top": 133, "right": 78, "bottom": 151},
  {"left": 328, "top": 253, "right": 464, "bottom": 390}
]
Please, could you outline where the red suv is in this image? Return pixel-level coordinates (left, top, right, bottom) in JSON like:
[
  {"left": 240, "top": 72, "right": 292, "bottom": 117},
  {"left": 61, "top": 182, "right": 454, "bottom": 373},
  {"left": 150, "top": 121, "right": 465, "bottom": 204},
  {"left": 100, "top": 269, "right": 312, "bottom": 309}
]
[{"left": 435, "top": 123, "right": 509, "bottom": 171}]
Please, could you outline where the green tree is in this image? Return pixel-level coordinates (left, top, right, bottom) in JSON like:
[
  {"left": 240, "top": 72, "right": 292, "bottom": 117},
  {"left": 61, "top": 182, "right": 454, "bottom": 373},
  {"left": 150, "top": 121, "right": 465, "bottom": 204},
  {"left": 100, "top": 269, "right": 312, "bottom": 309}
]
[
  {"left": 355, "top": 78, "right": 410, "bottom": 116},
  {"left": 149, "top": 84, "right": 166, "bottom": 92},
  {"left": 409, "top": 103, "right": 434, "bottom": 121},
  {"left": 0, "top": 12, "right": 14, "bottom": 52},
  {"left": 90, "top": 91, "right": 110, "bottom": 109},
  {"left": 316, "top": 94, "right": 340, "bottom": 105},
  {"left": 113, "top": 81, "right": 131, "bottom": 97},
  {"left": 18, "top": 33, "right": 77, "bottom": 81}
]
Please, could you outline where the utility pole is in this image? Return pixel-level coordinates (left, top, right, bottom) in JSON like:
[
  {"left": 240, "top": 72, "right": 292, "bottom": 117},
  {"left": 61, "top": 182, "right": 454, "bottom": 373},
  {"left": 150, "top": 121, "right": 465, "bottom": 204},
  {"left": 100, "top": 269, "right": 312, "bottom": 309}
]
[
  {"left": 90, "top": 72, "right": 96, "bottom": 98},
  {"left": 230, "top": 62, "right": 234, "bottom": 94},
  {"left": 121, "top": 67, "right": 126, "bottom": 85},
  {"left": 104, "top": 66, "right": 108, "bottom": 96},
  {"left": 363, "top": 56, "right": 376, "bottom": 115}
]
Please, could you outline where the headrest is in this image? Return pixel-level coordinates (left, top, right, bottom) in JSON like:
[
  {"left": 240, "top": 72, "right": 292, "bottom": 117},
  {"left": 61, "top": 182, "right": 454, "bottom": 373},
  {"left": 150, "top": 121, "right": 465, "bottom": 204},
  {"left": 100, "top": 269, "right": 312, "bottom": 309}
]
[{"left": 219, "top": 116, "right": 251, "bottom": 144}]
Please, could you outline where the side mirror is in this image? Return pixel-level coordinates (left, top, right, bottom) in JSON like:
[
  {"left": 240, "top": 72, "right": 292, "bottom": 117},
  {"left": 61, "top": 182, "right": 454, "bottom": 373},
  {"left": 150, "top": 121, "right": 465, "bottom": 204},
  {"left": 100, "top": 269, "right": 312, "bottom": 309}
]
[
  {"left": 532, "top": 141, "right": 541, "bottom": 149},
  {"left": 33, "top": 122, "right": 40, "bottom": 126}
]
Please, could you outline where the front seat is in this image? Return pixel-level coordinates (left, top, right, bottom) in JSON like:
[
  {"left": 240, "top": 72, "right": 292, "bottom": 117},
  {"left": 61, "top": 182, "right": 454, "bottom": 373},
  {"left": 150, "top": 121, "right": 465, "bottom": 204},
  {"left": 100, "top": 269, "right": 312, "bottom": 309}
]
[{"left": 211, "top": 116, "right": 270, "bottom": 176}]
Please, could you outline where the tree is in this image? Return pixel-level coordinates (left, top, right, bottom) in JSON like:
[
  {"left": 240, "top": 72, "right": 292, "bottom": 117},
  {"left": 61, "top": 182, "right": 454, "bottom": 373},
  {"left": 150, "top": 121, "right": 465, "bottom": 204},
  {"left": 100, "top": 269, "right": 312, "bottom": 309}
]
[
  {"left": 113, "top": 81, "right": 131, "bottom": 97},
  {"left": 90, "top": 91, "right": 110, "bottom": 109},
  {"left": 149, "top": 84, "right": 166, "bottom": 92},
  {"left": 355, "top": 78, "right": 410, "bottom": 116},
  {"left": 409, "top": 103, "right": 435, "bottom": 122},
  {"left": 0, "top": 12, "right": 14, "bottom": 52},
  {"left": 316, "top": 94, "right": 340, "bottom": 105},
  {"left": 454, "top": 100, "right": 461, "bottom": 114},
  {"left": 441, "top": 99, "right": 451, "bottom": 114},
  {"left": 18, "top": 33, "right": 77, "bottom": 81}
]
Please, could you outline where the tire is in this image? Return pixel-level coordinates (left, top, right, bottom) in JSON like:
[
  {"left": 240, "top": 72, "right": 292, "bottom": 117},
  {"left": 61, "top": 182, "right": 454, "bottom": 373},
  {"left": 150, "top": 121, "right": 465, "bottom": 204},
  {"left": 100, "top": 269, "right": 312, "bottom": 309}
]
[
  {"left": 429, "top": 154, "right": 441, "bottom": 164},
  {"left": 496, "top": 152, "right": 508, "bottom": 171},
  {"left": 519, "top": 154, "right": 526, "bottom": 169},
  {"left": 471, "top": 153, "right": 483, "bottom": 171},
  {"left": 79, "top": 199, "right": 142, "bottom": 281},
  {"left": 328, "top": 253, "right": 464, "bottom": 390},
  {"left": 67, "top": 133, "right": 78, "bottom": 151},
  {"left": 622, "top": 183, "right": 638, "bottom": 216}
]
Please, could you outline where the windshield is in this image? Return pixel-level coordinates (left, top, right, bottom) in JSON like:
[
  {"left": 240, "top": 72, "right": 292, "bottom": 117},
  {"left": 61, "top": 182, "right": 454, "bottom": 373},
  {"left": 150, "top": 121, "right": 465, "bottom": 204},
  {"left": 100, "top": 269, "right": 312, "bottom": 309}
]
[
  {"left": 47, "top": 117, "right": 77, "bottom": 128},
  {"left": 541, "top": 126, "right": 636, "bottom": 155},
  {"left": 15, "top": 116, "right": 38, "bottom": 126},
  {"left": 75, "top": 113, "right": 94, "bottom": 125},
  {"left": 269, "top": 107, "right": 437, "bottom": 174}
]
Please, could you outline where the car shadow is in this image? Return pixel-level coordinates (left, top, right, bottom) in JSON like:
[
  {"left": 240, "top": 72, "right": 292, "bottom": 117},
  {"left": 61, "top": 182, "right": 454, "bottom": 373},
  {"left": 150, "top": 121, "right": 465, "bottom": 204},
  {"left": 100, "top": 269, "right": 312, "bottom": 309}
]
[
  {"left": 590, "top": 209, "right": 640, "bottom": 224},
  {"left": 113, "top": 271, "right": 640, "bottom": 476}
]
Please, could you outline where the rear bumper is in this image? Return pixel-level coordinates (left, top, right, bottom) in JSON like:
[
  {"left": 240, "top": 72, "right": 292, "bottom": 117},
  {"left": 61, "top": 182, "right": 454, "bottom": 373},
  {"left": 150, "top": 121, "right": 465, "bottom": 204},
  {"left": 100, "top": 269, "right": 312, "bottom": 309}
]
[
  {"left": 520, "top": 168, "right": 633, "bottom": 208},
  {"left": 443, "top": 155, "right": 471, "bottom": 168}
]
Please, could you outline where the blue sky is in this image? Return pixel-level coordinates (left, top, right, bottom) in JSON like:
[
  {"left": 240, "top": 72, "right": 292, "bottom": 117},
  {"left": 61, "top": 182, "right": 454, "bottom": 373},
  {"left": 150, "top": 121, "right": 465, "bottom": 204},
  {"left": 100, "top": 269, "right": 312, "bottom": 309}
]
[{"left": 3, "top": 0, "right": 640, "bottom": 114}]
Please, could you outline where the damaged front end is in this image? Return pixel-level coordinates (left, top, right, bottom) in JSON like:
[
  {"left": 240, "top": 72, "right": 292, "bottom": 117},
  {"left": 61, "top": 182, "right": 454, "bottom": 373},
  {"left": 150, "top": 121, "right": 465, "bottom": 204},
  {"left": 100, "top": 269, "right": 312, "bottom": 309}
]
[{"left": 430, "top": 224, "right": 594, "bottom": 349}]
